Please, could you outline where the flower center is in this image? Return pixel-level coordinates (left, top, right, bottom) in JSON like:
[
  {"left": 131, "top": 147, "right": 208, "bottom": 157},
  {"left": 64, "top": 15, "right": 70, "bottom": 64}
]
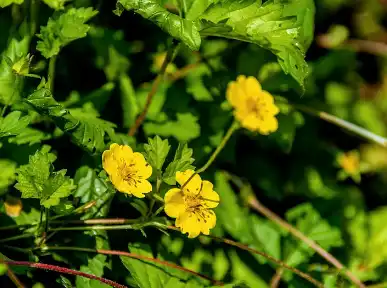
[
  {"left": 119, "top": 159, "right": 142, "bottom": 187},
  {"left": 185, "top": 195, "right": 212, "bottom": 223}
]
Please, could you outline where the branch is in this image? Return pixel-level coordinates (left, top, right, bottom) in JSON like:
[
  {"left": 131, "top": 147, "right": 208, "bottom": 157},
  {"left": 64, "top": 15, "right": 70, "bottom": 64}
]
[
  {"left": 3, "top": 261, "right": 126, "bottom": 288},
  {"left": 43, "top": 246, "right": 223, "bottom": 286},
  {"left": 248, "top": 196, "right": 366, "bottom": 288},
  {"left": 270, "top": 268, "right": 284, "bottom": 288},
  {"left": 128, "top": 42, "right": 179, "bottom": 136},
  {"left": 166, "top": 226, "right": 324, "bottom": 288}
]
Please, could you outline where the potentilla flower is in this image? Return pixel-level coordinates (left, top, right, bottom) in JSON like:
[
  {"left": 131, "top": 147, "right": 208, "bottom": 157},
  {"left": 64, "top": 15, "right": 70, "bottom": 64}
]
[
  {"left": 226, "top": 75, "right": 279, "bottom": 134},
  {"left": 4, "top": 195, "right": 22, "bottom": 218},
  {"left": 102, "top": 143, "right": 152, "bottom": 197},
  {"left": 338, "top": 151, "right": 359, "bottom": 175},
  {"left": 164, "top": 169, "right": 219, "bottom": 238}
]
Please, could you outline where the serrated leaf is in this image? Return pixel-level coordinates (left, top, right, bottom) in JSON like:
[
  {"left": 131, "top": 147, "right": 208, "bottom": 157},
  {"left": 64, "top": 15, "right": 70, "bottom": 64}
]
[
  {"left": 120, "top": 244, "right": 205, "bottom": 288},
  {"left": 163, "top": 143, "right": 195, "bottom": 185},
  {"left": 144, "top": 113, "right": 200, "bottom": 142},
  {"left": 0, "top": 0, "right": 23, "bottom": 8},
  {"left": 37, "top": 7, "right": 98, "bottom": 58},
  {"left": 25, "top": 89, "right": 116, "bottom": 154},
  {"left": 196, "top": 0, "right": 314, "bottom": 88},
  {"left": 144, "top": 136, "right": 170, "bottom": 172},
  {"left": 0, "top": 37, "right": 30, "bottom": 104},
  {"left": 74, "top": 166, "right": 114, "bottom": 219},
  {"left": 0, "top": 111, "right": 30, "bottom": 138},
  {"left": 115, "top": 0, "right": 201, "bottom": 51},
  {"left": 7, "top": 127, "right": 51, "bottom": 145},
  {"left": 0, "top": 159, "right": 17, "bottom": 194},
  {"left": 284, "top": 203, "right": 343, "bottom": 270},
  {"left": 14, "top": 148, "right": 76, "bottom": 208},
  {"left": 42, "top": 0, "right": 67, "bottom": 10}
]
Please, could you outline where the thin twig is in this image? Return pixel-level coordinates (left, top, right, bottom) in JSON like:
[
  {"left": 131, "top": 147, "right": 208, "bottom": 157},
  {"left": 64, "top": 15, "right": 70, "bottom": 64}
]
[
  {"left": 270, "top": 268, "right": 284, "bottom": 288},
  {"left": 167, "top": 62, "right": 201, "bottom": 82},
  {"left": 4, "top": 261, "right": 126, "bottom": 288},
  {"left": 43, "top": 246, "right": 223, "bottom": 286},
  {"left": 4, "top": 263, "right": 25, "bottom": 288},
  {"left": 248, "top": 196, "right": 366, "bottom": 288},
  {"left": 128, "top": 42, "right": 179, "bottom": 136},
  {"left": 166, "top": 226, "right": 324, "bottom": 288}
]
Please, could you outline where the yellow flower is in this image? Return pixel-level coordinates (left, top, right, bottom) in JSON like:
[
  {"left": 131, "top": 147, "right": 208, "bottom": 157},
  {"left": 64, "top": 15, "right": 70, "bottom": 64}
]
[
  {"left": 338, "top": 151, "right": 360, "bottom": 175},
  {"left": 102, "top": 143, "right": 152, "bottom": 197},
  {"left": 4, "top": 195, "right": 22, "bottom": 218},
  {"left": 164, "top": 169, "right": 219, "bottom": 238},
  {"left": 226, "top": 75, "right": 279, "bottom": 134}
]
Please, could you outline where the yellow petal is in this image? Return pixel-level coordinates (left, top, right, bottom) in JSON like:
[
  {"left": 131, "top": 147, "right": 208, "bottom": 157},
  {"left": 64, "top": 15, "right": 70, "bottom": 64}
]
[
  {"left": 240, "top": 113, "right": 261, "bottom": 132},
  {"left": 258, "top": 116, "right": 278, "bottom": 135},
  {"left": 102, "top": 149, "right": 117, "bottom": 176},
  {"left": 176, "top": 210, "right": 217, "bottom": 238},
  {"left": 113, "top": 144, "right": 134, "bottom": 162},
  {"left": 176, "top": 211, "right": 202, "bottom": 238},
  {"left": 132, "top": 152, "right": 152, "bottom": 179},
  {"left": 200, "top": 181, "right": 220, "bottom": 208},
  {"left": 164, "top": 188, "right": 185, "bottom": 218},
  {"left": 176, "top": 170, "right": 202, "bottom": 195},
  {"left": 131, "top": 179, "right": 153, "bottom": 197},
  {"left": 4, "top": 196, "right": 22, "bottom": 217},
  {"left": 245, "top": 76, "right": 262, "bottom": 98}
]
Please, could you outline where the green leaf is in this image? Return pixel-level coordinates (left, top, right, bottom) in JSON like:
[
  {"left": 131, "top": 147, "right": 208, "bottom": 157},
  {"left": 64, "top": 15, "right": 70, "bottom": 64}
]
[
  {"left": 119, "top": 74, "right": 139, "bottom": 128},
  {"left": 42, "top": 0, "right": 67, "bottom": 10},
  {"left": 25, "top": 89, "right": 116, "bottom": 153},
  {"left": 115, "top": 0, "right": 201, "bottom": 50},
  {"left": 196, "top": 0, "right": 314, "bottom": 88},
  {"left": 283, "top": 203, "right": 343, "bottom": 270},
  {"left": 0, "top": 159, "right": 16, "bottom": 194},
  {"left": 144, "top": 113, "right": 201, "bottom": 142},
  {"left": 0, "top": 111, "right": 30, "bottom": 138},
  {"left": 163, "top": 143, "right": 195, "bottom": 185},
  {"left": 74, "top": 166, "right": 114, "bottom": 219},
  {"left": 0, "top": 0, "right": 23, "bottom": 8},
  {"left": 14, "top": 147, "right": 76, "bottom": 208},
  {"left": 143, "top": 136, "right": 170, "bottom": 172},
  {"left": 120, "top": 244, "right": 205, "bottom": 288},
  {"left": 37, "top": 7, "right": 98, "bottom": 58},
  {"left": 73, "top": 82, "right": 115, "bottom": 112},
  {"left": 7, "top": 127, "right": 51, "bottom": 145}
]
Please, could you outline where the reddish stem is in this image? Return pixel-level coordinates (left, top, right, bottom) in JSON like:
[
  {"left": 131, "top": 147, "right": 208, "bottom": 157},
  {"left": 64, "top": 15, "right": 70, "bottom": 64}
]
[{"left": 4, "top": 261, "right": 127, "bottom": 288}]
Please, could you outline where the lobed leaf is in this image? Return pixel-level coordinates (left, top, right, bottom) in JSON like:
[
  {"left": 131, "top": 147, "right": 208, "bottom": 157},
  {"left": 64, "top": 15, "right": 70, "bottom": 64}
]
[
  {"left": 163, "top": 143, "right": 195, "bottom": 185},
  {"left": 144, "top": 135, "right": 171, "bottom": 172}
]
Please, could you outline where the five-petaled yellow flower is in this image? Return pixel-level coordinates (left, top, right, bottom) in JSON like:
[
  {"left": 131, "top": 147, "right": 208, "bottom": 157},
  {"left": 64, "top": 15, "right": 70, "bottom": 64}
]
[
  {"left": 227, "top": 75, "right": 279, "bottom": 134},
  {"left": 164, "top": 169, "right": 219, "bottom": 238},
  {"left": 338, "top": 151, "right": 359, "bottom": 175},
  {"left": 102, "top": 144, "right": 152, "bottom": 198}
]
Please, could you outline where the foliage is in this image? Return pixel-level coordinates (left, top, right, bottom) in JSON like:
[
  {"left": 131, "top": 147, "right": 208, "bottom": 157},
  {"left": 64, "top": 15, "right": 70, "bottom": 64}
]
[{"left": 0, "top": 0, "right": 386, "bottom": 287}]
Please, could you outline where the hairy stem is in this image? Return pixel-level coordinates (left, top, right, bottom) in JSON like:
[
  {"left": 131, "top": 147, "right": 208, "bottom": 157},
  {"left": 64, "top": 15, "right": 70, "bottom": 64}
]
[
  {"left": 295, "top": 104, "right": 387, "bottom": 147},
  {"left": 181, "top": 121, "right": 239, "bottom": 190},
  {"left": 248, "top": 196, "right": 366, "bottom": 288},
  {"left": 4, "top": 261, "right": 126, "bottom": 288},
  {"left": 128, "top": 41, "right": 179, "bottom": 136},
  {"left": 166, "top": 226, "right": 324, "bottom": 287},
  {"left": 43, "top": 246, "right": 223, "bottom": 286},
  {"left": 48, "top": 55, "right": 57, "bottom": 93},
  {"left": 270, "top": 268, "right": 284, "bottom": 288}
]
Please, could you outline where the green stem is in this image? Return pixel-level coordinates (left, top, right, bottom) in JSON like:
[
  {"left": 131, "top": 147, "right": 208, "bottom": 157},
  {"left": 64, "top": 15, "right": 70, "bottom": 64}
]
[
  {"left": 0, "top": 233, "right": 34, "bottom": 243},
  {"left": 295, "top": 104, "right": 387, "bottom": 147},
  {"left": 30, "top": 0, "right": 39, "bottom": 36},
  {"left": 48, "top": 55, "right": 57, "bottom": 93},
  {"left": 48, "top": 221, "right": 160, "bottom": 232},
  {"left": 181, "top": 120, "right": 239, "bottom": 189},
  {"left": 0, "top": 105, "right": 7, "bottom": 117},
  {"left": 152, "top": 194, "right": 165, "bottom": 203}
]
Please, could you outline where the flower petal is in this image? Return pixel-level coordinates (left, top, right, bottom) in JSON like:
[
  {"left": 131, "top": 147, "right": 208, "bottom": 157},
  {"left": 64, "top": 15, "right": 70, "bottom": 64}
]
[
  {"left": 245, "top": 76, "right": 262, "bottom": 98},
  {"left": 200, "top": 181, "right": 220, "bottom": 208},
  {"left": 176, "top": 210, "right": 217, "bottom": 238},
  {"left": 176, "top": 170, "right": 202, "bottom": 195},
  {"left": 102, "top": 149, "right": 117, "bottom": 176},
  {"left": 132, "top": 152, "right": 152, "bottom": 179},
  {"left": 130, "top": 179, "right": 153, "bottom": 197},
  {"left": 164, "top": 188, "right": 185, "bottom": 218},
  {"left": 176, "top": 211, "right": 202, "bottom": 238}
]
